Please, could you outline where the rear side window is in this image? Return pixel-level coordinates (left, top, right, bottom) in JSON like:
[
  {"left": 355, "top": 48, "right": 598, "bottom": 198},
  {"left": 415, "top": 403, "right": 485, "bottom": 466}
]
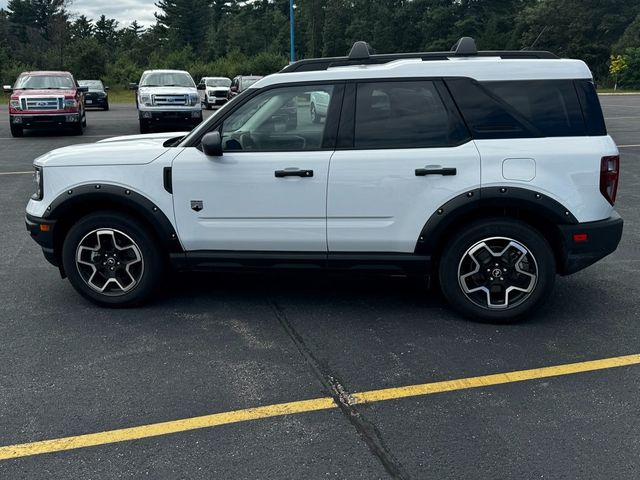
[
  {"left": 354, "top": 80, "right": 469, "bottom": 149},
  {"left": 575, "top": 80, "right": 607, "bottom": 136},
  {"left": 447, "top": 78, "right": 589, "bottom": 138}
]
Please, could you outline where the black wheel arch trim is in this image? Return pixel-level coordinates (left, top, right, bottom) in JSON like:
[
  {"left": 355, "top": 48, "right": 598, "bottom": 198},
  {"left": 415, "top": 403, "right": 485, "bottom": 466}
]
[
  {"left": 415, "top": 186, "right": 578, "bottom": 254},
  {"left": 43, "top": 183, "right": 184, "bottom": 255}
]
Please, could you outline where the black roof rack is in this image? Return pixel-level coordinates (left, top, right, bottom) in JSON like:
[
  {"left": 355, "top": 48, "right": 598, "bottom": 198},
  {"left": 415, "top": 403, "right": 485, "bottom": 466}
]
[{"left": 280, "top": 36, "right": 558, "bottom": 73}]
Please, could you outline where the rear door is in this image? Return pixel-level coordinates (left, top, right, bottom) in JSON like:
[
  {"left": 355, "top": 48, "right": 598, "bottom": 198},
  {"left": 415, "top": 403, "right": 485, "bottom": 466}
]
[{"left": 327, "top": 79, "right": 480, "bottom": 253}]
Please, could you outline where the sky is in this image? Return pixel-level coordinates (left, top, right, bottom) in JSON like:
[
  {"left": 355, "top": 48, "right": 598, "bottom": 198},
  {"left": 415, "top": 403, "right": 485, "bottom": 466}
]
[{"left": 0, "top": 0, "right": 159, "bottom": 27}]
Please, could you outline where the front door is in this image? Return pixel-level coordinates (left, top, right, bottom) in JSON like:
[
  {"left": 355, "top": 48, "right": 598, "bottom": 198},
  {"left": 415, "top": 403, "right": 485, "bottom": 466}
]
[{"left": 172, "top": 83, "right": 341, "bottom": 252}]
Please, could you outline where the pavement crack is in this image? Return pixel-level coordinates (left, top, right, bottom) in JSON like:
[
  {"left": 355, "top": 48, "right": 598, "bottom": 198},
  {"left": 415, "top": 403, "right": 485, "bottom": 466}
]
[{"left": 268, "top": 298, "right": 412, "bottom": 480}]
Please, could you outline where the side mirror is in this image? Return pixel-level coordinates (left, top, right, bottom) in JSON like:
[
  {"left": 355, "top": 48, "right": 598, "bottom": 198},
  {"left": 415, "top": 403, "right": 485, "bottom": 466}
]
[
  {"left": 105, "top": 86, "right": 110, "bottom": 91},
  {"left": 129, "top": 83, "right": 139, "bottom": 90},
  {"left": 230, "top": 86, "right": 238, "bottom": 92},
  {"left": 78, "top": 86, "right": 89, "bottom": 93},
  {"left": 197, "top": 84, "right": 205, "bottom": 90},
  {"left": 201, "top": 131, "right": 223, "bottom": 157},
  {"left": 3, "top": 85, "right": 12, "bottom": 93}
]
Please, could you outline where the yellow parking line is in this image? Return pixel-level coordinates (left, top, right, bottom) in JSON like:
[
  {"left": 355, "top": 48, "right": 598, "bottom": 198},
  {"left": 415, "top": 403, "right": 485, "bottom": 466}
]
[{"left": 2, "top": 353, "right": 640, "bottom": 461}]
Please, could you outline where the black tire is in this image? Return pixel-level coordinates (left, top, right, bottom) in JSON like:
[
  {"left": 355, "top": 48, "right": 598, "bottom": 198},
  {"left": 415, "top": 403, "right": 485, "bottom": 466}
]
[
  {"left": 104, "top": 103, "right": 109, "bottom": 111},
  {"left": 204, "top": 95, "right": 212, "bottom": 110},
  {"left": 139, "top": 120, "right": 150, "bottom": 134},
  {"left": 82, "top": 110, "right": 87, "bottom": 127},
  {"left": 438, "top": 218, "right": 555, "bottom": 323},
  {"left": 74, "top": 119, "right": 84, "bottom": 135},
  {"left": 10, "top": 123, "right": 23, "bottom": 137},
  {"left": 61, "top": 211, "right": 164, "bottom": 307}
]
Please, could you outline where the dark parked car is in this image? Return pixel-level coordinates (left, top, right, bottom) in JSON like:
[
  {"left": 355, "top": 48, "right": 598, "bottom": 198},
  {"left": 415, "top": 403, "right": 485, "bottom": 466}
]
[
  {"left": 78, "top": 80, "right": 109, "bottom": 110},
  {"left": 227, "top": 75, "right": 263, "bottom": 100}
]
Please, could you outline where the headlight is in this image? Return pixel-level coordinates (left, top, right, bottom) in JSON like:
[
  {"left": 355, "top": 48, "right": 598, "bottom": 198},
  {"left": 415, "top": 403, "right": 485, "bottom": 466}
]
[
  {"left": 32, "top": 166, "right": 43, "bottom": 200},
  {"left": 139, "top": 94, "right": 151, "bottom": 106},
  {"left": 9, "top": 99, "right": 21, "bottom": 110},
  {"left": 208, "top": 90, "right": 215, "bottom": 96},
  {"left": 64, "top": 99, "right": 78, "bottom": 108},
  {"left": 190, "top": 94, "right": 199, "bottom": 106}
]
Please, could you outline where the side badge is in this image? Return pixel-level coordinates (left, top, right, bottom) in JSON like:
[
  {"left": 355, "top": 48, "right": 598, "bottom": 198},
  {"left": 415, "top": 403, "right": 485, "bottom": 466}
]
[{"left": 190, "top": 200, "right": 203, "bottom": 212}]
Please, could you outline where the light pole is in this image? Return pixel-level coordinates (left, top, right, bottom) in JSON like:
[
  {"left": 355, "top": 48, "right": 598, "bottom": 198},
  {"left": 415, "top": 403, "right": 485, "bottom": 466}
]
[{"left": 289, "top": 0, "right": 295, "bottom": 63}]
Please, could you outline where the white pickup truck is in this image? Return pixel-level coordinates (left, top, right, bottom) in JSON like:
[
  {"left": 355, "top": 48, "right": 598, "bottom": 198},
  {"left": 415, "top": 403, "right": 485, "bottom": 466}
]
[{"left": 132, "top": 69, "right": 202, "bottom": 134}]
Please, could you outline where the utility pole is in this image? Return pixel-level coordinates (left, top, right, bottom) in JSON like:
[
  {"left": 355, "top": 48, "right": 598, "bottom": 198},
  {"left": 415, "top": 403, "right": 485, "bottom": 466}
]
[{"left": 289, "top": 0, "right": 295, "bottom": 63}]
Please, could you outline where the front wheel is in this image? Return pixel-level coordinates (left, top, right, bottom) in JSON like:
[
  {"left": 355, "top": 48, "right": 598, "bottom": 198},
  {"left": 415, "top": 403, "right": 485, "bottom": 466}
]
[
  {"left": 438, "top": 219, "right": 555, "bottom": 323},
  {"left": 10, "top": 123, "right": 23, "bottom": 137},
  {"left": 61, "top": 212, "right": 164, "bottom": 307},
  {"left": 310, "top": 103, "right": 320, "bottom": 123},
  {"left": 139, "top": 120, "right": 150, "bottom": 134}
]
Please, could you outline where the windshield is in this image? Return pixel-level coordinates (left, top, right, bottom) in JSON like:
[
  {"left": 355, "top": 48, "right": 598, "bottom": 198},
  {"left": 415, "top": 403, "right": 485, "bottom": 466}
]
[
  {"left": 141, "top": 72, "right": 195, "bottom": 88},
  {"left": 15, "top": 74, "right": 74, "bottom": 90},
  {"left": 78, "top": 80, "right": 104, "bottom": 91},
  {"left": 206, "top": 78, "right": 231, "bottom": 87},
  {"left": 241, "top": 77, "right": 261, "bottom": 89}
]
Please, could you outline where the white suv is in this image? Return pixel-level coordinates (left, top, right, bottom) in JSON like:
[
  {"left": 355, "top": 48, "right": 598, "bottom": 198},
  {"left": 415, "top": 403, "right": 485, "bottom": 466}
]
[
  {"left": 132, "top": 69, "right": 202, "bottom": 133},
  {"left": 25, "top": 38, "right": 623, "bottom": 322},
  {"left": 197, "top": 76, "right": 232, "bottom": 109}
]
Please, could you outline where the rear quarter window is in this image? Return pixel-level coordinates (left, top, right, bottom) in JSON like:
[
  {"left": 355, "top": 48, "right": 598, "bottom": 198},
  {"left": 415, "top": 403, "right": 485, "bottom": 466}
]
[{"left": 447, "top": 78, "right": 589, "bottom": 138}]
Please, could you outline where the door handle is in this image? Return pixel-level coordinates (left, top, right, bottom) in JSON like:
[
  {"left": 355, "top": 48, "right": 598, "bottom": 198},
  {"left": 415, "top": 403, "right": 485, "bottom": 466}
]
[
  {"left": 275, "top": 169, "right": 314, "bottom": 178},
  {"left": 415, "top": 167, "right": 457, "bottom": 176}
]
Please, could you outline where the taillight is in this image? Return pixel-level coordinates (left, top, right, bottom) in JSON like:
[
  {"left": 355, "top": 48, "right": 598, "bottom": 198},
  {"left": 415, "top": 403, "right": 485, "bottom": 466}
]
[{"left": 600, "top": 155, "right": 619, "bottom": 205}]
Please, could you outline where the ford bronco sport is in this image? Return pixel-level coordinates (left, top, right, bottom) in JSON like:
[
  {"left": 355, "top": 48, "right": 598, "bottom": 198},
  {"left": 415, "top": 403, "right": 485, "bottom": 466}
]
[{"left": 25, "top": 38, "right": 623, "bottom": 322}]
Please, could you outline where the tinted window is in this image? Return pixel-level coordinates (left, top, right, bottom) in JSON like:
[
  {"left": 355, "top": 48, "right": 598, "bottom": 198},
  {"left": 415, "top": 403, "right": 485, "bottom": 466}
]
[
  {"left": 482, "top": 80, "right": 586, "bottom": 137},
  {"left": 448, "top": 78, "right": 588, "bottom": 138},
  {"left": 354, "top": 81, "right": 469, "bottom": 149},
  {"left": 575, "top": 80, "right": 606, "bottom": 136},
  {"left": 221, "top": 85, "right": 335, "bottom": 151}
]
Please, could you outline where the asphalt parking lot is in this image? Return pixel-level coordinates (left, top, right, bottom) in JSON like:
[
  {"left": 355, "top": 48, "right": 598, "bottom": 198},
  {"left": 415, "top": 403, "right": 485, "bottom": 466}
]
[{"left": 0, "top": 97, "right": 639, "bottom": 479}]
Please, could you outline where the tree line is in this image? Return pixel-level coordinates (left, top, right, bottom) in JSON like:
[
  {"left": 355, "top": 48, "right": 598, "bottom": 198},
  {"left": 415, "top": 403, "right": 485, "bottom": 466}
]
[{"left": 1, "top": 0, "right": 639, "bottom": 89}]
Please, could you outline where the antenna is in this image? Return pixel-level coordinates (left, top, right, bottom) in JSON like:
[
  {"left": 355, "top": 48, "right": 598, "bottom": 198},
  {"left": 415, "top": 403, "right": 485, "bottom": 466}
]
[
  {"left": 348, "top": 41, "right": 374, "bottom": 61},
  {"left": 524, "top": 26, "right": 548, "bottom": 51}
]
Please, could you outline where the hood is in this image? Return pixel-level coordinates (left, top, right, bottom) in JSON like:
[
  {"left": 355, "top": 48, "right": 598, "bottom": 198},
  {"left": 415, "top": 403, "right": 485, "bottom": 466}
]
[
  {"left": 12, "top": 89, "right": 76, "bottom": 97},
  {"left": 34, "top": 132, "right": 187, "bottom": 168}
]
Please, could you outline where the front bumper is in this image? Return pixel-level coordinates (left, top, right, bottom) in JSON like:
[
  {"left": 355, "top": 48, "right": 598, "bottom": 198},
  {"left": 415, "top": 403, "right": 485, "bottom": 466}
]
[
  {"left": 558, "top": 212, "right": 623, "bottom": 275},
  {"left": 206, "top": 95, "right": 228, "bottom": 106},
  {"left": 10, "top": 113, "right": 81, "bottom": 128},
  {"left": 139, "top": 109, "right": 202, "bottom": 127},
  {"left": 25, "top": 213, "right": 58, "bottom": 267}
]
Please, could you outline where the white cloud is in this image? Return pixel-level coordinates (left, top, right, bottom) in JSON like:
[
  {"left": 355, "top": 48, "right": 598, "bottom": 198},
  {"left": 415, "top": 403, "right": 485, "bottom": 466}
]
[{"left": 0, "top": 0, "right": 159, "bottom": 27}]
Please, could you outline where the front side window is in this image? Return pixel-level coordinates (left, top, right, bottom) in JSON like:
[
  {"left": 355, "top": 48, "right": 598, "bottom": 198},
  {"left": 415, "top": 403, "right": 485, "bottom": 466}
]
[
  {"left": 354, "top": 80, "right": 469, "bottom": 149},
  {"left": 220, "top": 85, "right": 335, "bottom": 152}
]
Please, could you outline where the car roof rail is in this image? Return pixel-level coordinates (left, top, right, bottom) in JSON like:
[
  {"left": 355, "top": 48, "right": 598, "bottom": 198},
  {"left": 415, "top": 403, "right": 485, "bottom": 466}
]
[{"left": 280, "top": 37, "right": 558, "bottom": 73}]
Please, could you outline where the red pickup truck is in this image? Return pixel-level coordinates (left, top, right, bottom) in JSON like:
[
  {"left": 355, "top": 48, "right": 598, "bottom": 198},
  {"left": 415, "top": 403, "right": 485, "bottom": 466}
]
[{"left": 3, "top": 71, "right": 88, "bottom": 137}]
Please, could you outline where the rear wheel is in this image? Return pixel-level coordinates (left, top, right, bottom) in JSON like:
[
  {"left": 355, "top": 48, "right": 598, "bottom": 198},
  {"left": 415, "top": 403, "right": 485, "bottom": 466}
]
[
  {"left": 438, "top": 219, "right": 555, "bottom": 323},
  {"left": 10, "top": 123, "right": 23, "bottom": 137},
  {"left": 61, "top": 212, "right": 164, "bottom": 307}
]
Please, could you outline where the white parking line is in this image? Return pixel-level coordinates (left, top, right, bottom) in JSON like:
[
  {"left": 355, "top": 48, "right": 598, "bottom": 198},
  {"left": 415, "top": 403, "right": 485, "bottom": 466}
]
[
  {"left": 0, "top": 171, "right": 32, "bottom": 175},
  {"left": 619, "top": 144, "right": 640, "bottom": 148}
]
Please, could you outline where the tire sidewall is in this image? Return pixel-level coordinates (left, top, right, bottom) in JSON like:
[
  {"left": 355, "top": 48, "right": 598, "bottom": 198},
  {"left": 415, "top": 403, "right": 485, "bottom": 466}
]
[
  {"left": 61, "top": 212, "right": 163, "bottom": 307},
  {"left": 438, "top": 219, "right": 555, "bottom": 323}
]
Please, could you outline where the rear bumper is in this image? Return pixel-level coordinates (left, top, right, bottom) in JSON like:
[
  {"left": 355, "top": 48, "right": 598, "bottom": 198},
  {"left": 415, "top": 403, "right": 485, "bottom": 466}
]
[
  {"left": 25, "top": 213, "right": 58, "bottom": 267},
  {"left": 558, "top": 212, "right": 623, "bottom": 275},
  {"left": 10, "top": 113, "right": 81, "bottom": 127}
]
